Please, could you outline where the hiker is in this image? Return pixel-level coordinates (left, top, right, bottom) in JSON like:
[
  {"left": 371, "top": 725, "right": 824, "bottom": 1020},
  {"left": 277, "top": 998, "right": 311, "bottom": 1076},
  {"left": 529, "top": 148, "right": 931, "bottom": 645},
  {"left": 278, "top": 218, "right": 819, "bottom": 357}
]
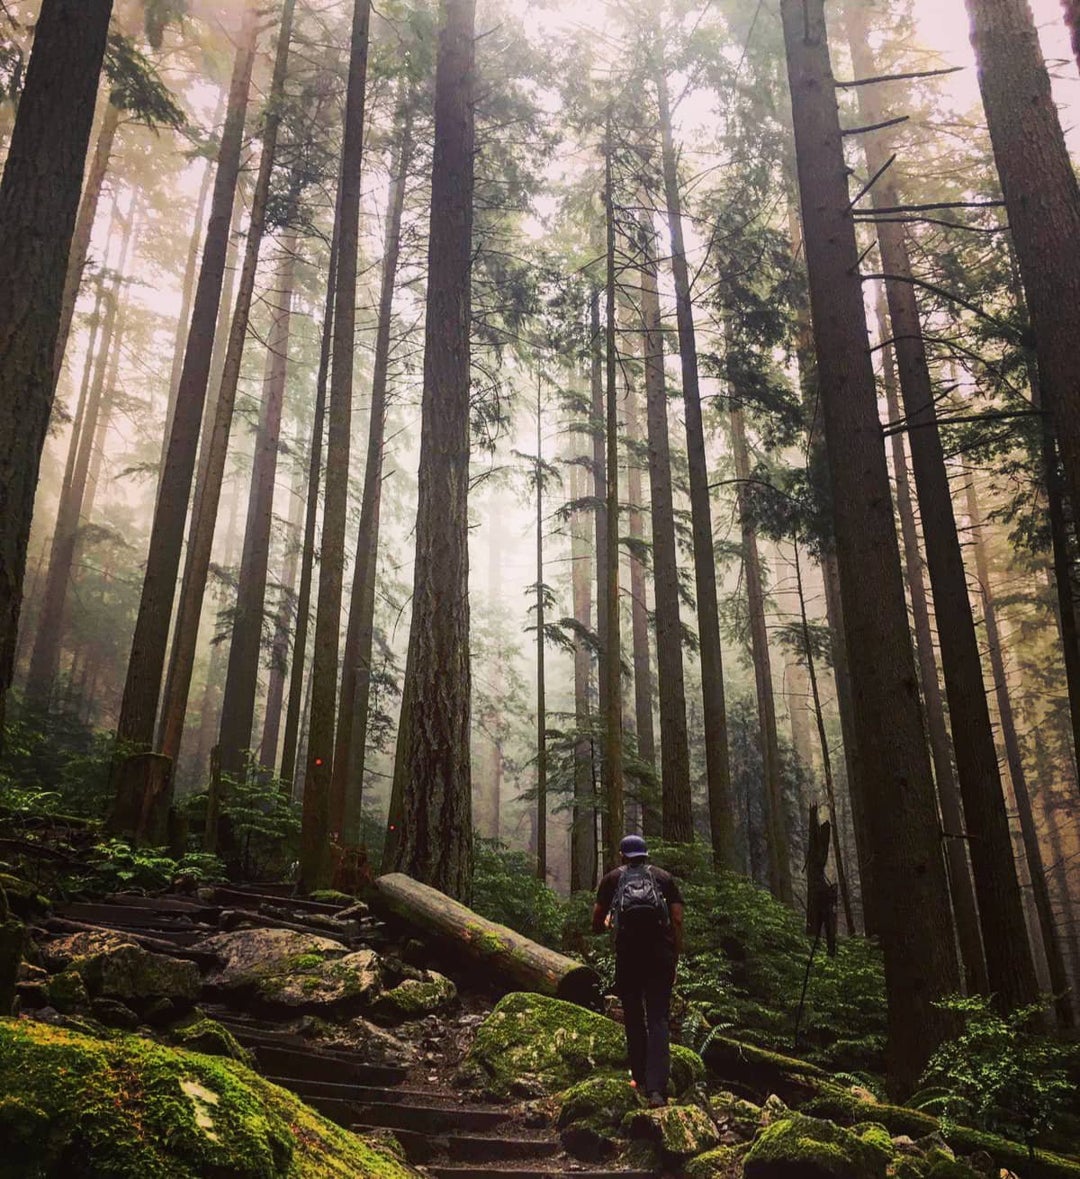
[{"left": 592, "top": 835, "right": 684, "bottom": 1108}]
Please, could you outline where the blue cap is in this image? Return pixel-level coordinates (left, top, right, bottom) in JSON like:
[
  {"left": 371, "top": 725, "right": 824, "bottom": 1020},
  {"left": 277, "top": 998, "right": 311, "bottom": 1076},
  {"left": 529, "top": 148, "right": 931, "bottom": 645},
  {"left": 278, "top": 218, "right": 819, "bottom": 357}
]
[{"left": 620, "top": 834, "right": 648, "bottom": 858}]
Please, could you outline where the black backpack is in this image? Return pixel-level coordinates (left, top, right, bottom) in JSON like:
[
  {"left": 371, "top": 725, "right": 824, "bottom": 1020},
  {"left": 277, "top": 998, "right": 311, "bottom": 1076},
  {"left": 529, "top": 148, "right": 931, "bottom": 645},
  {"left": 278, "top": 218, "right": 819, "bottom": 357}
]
[{"left": 611, "top": 862, "right": 670, "bottom": 939}]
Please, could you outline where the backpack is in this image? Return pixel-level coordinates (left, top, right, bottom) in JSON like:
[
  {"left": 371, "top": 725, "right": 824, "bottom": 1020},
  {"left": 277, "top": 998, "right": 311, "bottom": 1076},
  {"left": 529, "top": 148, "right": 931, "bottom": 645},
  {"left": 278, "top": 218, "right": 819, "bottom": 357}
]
[{"left": 611, "top": 862, "right": 670, "bottom": 939}]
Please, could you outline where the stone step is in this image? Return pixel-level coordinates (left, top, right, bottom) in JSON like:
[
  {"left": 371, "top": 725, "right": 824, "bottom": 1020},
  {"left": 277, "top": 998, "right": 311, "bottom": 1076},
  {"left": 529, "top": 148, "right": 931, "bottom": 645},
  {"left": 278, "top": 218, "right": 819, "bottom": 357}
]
[
  {"left": 336, "top": 1100, "right": 513, "bottom": 1134},
  {"left": 425, "top": 1169, "right": 656, "bottom": 1179},
  {"left": 352, "top": 1125, "right": 560, "bottom": 1166},
  {"left": 251, "top": 1043, "right": 408, "bottom": 1087}
]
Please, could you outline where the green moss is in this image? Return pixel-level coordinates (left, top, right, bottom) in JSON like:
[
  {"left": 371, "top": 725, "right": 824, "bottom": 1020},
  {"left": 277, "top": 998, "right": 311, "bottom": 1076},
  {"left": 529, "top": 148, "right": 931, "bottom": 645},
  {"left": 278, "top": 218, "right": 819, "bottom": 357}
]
[
  {"left": 625, "top": 1104, "right": 720, "bottom": 1157},
  {"left": 291, "top": 954, "right": 327, "bottom": 971},
  {"left": 557, "top": 1076, "right": 642, "bottom": 1130},
  {"left": 684, "top": 1145, "right": 747, "bottom": 1179},
  {"left": 45, "top": 970, "right": 90, "bottom": 1015},
  {"left": 0, "top": 1017, "right": 418, "bottom": 1178},
  {"left": 0, "top": 873, "right": 49, "bottom": 919},
  {"left": 853, "top": 1122, "right": 895, "bottom": 1169},
  {"left": 308, "top": 891, "right": 355, "bottom": 906},
  {"left": 709, "top": 1090, "right": 763, "bottom": 1140},
  {"left": 743, "top": 1113, "right": 889, "bottom": 1179},
  {"left": 925, "top": 1161, "right": 981, "bottom": 1179},
  {"left": 167, "top": 1014, "right": 253, "bottom": 1064},
  {"left": 461, "top": 991, "right": 704, "bottom": 1100},
  {"left": 803, "top": 1086, "right": 1080, "bottom": 1179}
]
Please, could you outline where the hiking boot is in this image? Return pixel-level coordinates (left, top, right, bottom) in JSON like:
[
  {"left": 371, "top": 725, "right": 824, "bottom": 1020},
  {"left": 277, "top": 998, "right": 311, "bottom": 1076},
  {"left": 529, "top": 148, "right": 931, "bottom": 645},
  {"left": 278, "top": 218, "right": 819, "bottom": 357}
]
[{"left": 647, "top": 1091, "right": 667, "bottom": 1108}]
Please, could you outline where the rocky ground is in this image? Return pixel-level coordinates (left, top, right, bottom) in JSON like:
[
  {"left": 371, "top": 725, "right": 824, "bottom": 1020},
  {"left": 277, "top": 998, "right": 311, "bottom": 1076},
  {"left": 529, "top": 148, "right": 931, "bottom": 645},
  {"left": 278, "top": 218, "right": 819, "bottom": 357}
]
[{"left": 1, "top": 879, "right": 1078, "bottom": 1178}]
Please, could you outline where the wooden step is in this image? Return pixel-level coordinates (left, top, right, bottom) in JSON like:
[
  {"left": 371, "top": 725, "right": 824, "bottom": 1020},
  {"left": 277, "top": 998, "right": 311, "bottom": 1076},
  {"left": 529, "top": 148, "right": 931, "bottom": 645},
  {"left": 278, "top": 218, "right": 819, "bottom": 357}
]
[
  {"left": 105, "top": 893, "right": 222, "bottom": 920},
  {"left": 252, "top": 1043, "right": 408, "bottom": 1087},
  {"left": 339, "top": 1101, "right": 513, "bottom": 1135},
  {"left": 425, "top": 1169, "right": 657, "bottom": 1179},
  {"left": 266, "top": 1077, "right": 440, "bottom": 1105},
  {"left": 212, "top": 886, "right": 352, "bottom": 916},
  {"left": 352, "top": 1126, "right": 560, "bottom": 1166},
  {"left": 57, "top": 902, "right": 208, "bottom": 929}
]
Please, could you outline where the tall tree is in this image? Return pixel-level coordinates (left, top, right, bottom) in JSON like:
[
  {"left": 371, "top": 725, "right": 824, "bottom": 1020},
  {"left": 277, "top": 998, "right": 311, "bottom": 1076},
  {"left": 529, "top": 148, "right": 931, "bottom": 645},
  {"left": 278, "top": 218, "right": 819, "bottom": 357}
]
[
  {"left": 299, "top": 0, "right": 372, "bottom": 891},
  {"left": 0, "top": 0, "right": 114, "bottom": 738},
  {"left": 158, "top": 0, "right": 297, "bottom": 772},
  {"left": 111, "top": 6, "right": 258, "bottom": 768},
  {"left": 217, "top": 230, "right": 298, "bottom": 781},
  {"left": 385, "top": 0, "right": 476, "bottom": 900},
  {"left": 534, "top": 377, "right": 548, "bottom": 880},
  {"left": 330, "top": 87, "right": 414, "bottom": 845},
  {"left": 781, "top": 0, "right": 960, "bottom": 1092},
  {"left": 966, "top": 0, "right": 1080, "bottom": 534},
  {"left": 653, "top": 27, "right": 734, "bottom": 868},
  {"left": 730, "top": 404, "right": 793, "bottom": 904},
  {"left": 638, "top": 212, "right": 692, "bottom": 844},
  {"left": 845, "top": 1, "right": 1038, "bottom": 1013}
]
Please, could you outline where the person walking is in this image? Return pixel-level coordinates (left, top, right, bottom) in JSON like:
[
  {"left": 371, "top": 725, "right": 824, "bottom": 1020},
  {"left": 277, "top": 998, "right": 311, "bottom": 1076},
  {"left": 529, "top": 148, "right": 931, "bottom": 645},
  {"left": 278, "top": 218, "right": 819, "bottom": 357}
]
[{"left": 592, "top": 834, "right": 684, "bottom": 1107}]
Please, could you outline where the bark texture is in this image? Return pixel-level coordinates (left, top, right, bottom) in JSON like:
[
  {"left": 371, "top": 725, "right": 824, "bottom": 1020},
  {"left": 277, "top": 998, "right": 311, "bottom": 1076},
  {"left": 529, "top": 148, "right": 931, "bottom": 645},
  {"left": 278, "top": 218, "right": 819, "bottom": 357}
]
[
  {"left": 781, "top": 0, "right": 960, "bottom": 1093},
  {"left": 0, "top": 0, "right": 114, "bottom": 736},
  {"left": 385, "top": 0, "right": 476, "bottom": 901}
]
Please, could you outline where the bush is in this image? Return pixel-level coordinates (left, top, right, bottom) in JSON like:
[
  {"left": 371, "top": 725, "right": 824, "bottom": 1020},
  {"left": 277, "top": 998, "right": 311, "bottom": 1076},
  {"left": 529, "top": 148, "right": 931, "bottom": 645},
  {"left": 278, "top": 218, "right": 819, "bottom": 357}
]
[{"left": 471, "top": 838, "right": 565, "bottom": 948}]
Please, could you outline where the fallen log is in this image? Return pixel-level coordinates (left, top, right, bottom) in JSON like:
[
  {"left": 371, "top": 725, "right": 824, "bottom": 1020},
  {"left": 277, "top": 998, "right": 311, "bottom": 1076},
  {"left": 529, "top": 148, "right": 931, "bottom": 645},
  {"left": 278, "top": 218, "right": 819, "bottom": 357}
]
[{"left": 371, "top": 873, "right": 601, "bottom": 1010}]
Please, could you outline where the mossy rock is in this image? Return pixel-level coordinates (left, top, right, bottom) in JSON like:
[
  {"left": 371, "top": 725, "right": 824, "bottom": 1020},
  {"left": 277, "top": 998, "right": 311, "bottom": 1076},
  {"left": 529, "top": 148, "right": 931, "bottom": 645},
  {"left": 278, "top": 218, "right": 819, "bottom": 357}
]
[
  {"left": 199, "top": 930, "right": 380, "bottom": 1013},
  {"left": 0, "top": 874, "right": 49, "bottom": 919},
  {"left": 626, "top": 1103, "right": 720, "bottom": 1158},
  {"left": 0, "top": 1016, "right": 420, "bottom": 1178},
  {"left": 710, "top": 1090, "right": 764, "bottom": 1140},
  {"left": 41, "top": 931, "right": 200, "bottom": 1011},
  {"left": 557, "top": 1076, "right": 643, "bottom": 1131},
  {"left": 925, "top": 1160, "right": 982, "bottom": 1179},
  {"left": 802, "top": 1084, "right": 1080, "bottom": 1179},
  {"left": 685, "top": 1144, "right": 748, "bottom": 1179},
  {"left": 369, "top": 973, "right": 456, "bottom": 1025},
  {"left": 461, "top": 992, "right": 704, "bottom": 1099},
  {"left": 44, "top": 970, "right": 90, "bottom": 1016},
  {"left": 166, "top": 1013, "right": 254, "bottom": 1063},
  {"left": 743, "top": 1113, "right": 890, "bottom": 1179}
]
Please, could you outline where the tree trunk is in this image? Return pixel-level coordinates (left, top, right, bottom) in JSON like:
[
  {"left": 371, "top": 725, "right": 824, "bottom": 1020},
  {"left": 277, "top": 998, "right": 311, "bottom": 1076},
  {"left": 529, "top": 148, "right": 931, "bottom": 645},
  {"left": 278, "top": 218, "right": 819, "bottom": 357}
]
[
  {"left": 0, "top": 0, "right": 114, "bottom": 740},
  {"left": 845, "top": 3, "right": 1038, "bottom": 1013},
  {"left": 966, "top": 0, "right": 1080, "bottom": 533},
  {"left": 570, "top": 406, "right": 597, "bottom": 890},
  {"left": 876, "top": 296, "right": 989, "bottom": 998},
  {"left": 384, "top": 0, "right": 475, "bottom": 901},
  {"left": 654, "top": 40, "right": 734, "bottom": 869},
  {"left": 260, "top": 456, "right": 305, "bottom": 772},
  {"left": 112, "top": 7, "right": 258, "bottom": 764},
  {"left": 731, "top": 405, "right": 794, "bottom": 904},
  {"left": 330, "top": 89, "right": 413, "bottom": 844},
  {"left": 81, "top": 286, "right": 127, "bottom": 525},
  {"left": 373, "top": 873, "right": 600, "bottom": 1006},
  {"left": 158, "top": 0, "right": 296, "bottom": 775},
  {"left": 52, "top": 98, "right": 121, "bottom": 391},
  {"left": 1065, "top": 0, "right": 1080, "bottom": 72},
  {"left": 299, "top": 0, "right": 372, "bottom": 891},
  {"left": 781, "top": 0, "right": 960, "bottom": 1094},
  {"left": 589, "top": 282, "right": 611, "bottom": 861},
  {"left": 162, "top": 120, "right": 219, "bottom": 472},
  {"left": 625, "top": 360, "right": 657, "bottom": 835},
  {"left": 639, "top": 213, "right": 692, "bottom": 846},
  {"left": 279, "top": 187, "right": 340, "bottom": 792},
  {"left": 965, "top": 476, "right": 1074, "bottom": 1026},
  {"left": 535, "top": 380, "right": 548, "bottom": 881},
  {"left": 217, "top": 230, "right": 298, "bottom": 782},
  {"left": 601, "top": 114, "right": 624, "bottom": 869},
  {"left": 26, "top": 199, "right": 135, "bottom": 709}
]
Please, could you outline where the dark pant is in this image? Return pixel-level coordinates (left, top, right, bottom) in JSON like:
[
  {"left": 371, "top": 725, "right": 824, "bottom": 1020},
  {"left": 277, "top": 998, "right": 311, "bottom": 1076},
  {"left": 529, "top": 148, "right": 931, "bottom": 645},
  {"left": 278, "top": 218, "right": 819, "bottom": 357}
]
[{"left": 615, "top": 947, "right": 676, "bottom": 1095}]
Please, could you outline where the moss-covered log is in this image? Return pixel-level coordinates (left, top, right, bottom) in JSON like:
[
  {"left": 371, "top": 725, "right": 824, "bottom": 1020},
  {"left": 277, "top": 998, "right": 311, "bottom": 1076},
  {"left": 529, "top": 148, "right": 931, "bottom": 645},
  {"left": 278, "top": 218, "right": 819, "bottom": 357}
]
[
  {"left": 371, "top": 873, "right": 600, "bottom": 1008},
  {"left": 702, "top": 1034, "right": 831, "bottom": 1104}
]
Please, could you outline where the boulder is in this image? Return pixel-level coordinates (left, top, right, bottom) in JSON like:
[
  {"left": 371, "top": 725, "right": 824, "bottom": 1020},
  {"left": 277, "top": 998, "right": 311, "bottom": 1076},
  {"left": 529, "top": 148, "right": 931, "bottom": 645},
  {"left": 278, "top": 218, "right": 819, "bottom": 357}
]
[
  {"left": 199, "top": 929, "right": 381, "bottom": 1013},
  {"left": 685, "top": 1145, "right": 749, "bottom": 1179},
  {"left": 743, "top": 1113, "right": 892, "bottom": 1179},
  {"left": 44, "top": 970, "right": 90, "bottom": 1015},
  {"left": 166, "top": 1012, "right": 254, "bottom": 1063},
  {"left": 369, "top": 972, "right": 457, "bottom": 1025},
  {"left": 556, "top": 1076, "right": 643, "bottom": 1161},
  {"left": 0, "top": 873, "right": 49, "bottom": 919},
  {"left": 460, "top": 991, "right": 704, "bottom": 1099},
  {"left": 710, "top": 1090, "right": 764, "bottom": 1141},
  {"left": 0, "top": 1015, "right": 421, "bottom": 1178},
  {"left": 313, "top": 1017, "right": 414, "bottom": 1067},
  {"left": 40, "top": 931, "right": 199, "bottom": 1014},
  {"left": 626, "top": 1104, "right": 720, "bottom": 1159}
]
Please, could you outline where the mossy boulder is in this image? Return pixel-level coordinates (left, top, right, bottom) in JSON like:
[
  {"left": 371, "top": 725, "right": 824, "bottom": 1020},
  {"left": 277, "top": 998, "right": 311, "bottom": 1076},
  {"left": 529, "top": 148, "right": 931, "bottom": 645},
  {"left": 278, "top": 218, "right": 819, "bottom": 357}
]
[
  {"left": 925, "top": 1160, "right": 983, "bottom": 1179},
  {"left": 743, "top": 1113, "right": 891, "bottom": 1179},
  {"left": 626, "top": 1103, "right": 720, "bottom": 1159},
  {"left": 0, "top": 873, "right": 49, "bottom": 919},
  {"left": 460, "top": 992, "right": 704, "bottom": 1099},
  {"left": 0, "top": 1016, "right": 420, "bottom": 1178},
  {"left": 166, "top": 1012, "right": 254, "bottom": 1063},
  {"left": 44, "top": 970, "right": 90, "bottom": 1015},
  {"left": 199, "top": 929, "right": 381, "bottom": 1013},
  {"left": 685, "top": 1144, "right": 748, "bottom": 1179},
  {"left": 710, "top": 1090, "right": 764, "bottom": 1140},
  {"left": 369, "top": 972, "right": 456, "bottom": 1025},
  {"left": 557, "top": 1076, "right": 643, "bottom": 1131},
  {"left": 40, "top": 931, "right": 200, "bottom": 1015}
]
